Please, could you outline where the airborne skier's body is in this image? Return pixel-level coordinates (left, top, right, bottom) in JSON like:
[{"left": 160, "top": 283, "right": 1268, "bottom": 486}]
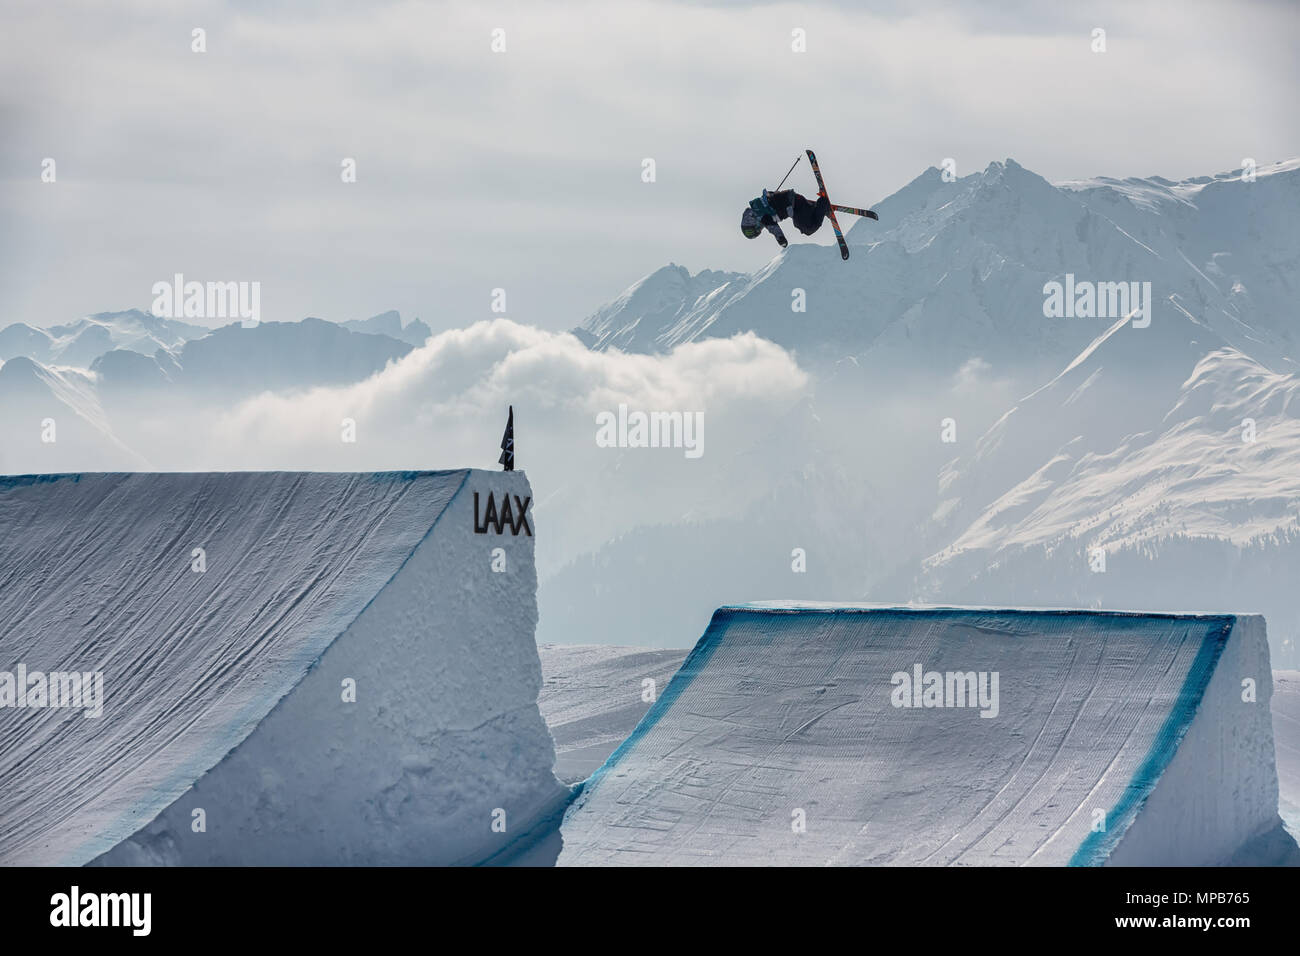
[
  {"left": 740, "top": 150, "right": 878, "bottom": 260},
  {"left": 740, "top": 189, "right": 831, "bottom": 247}
]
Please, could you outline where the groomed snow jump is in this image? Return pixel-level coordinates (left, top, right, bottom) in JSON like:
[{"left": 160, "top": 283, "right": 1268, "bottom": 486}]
[
  {"left": 0, "top": 470, "right": 566, "bottom": 865},
  {"left": 559, "top": 605, "right": 1290, "bottom": 866}
]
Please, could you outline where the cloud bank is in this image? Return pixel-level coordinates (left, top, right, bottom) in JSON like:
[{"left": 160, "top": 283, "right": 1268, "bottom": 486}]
[{"left": 205, "top": 319, "right": 810, "bottom": 568}]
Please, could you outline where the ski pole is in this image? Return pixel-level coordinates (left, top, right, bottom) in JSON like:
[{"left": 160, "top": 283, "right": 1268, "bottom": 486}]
[{"left": 774, "top": 155, "right": 801, "bottom": 191}]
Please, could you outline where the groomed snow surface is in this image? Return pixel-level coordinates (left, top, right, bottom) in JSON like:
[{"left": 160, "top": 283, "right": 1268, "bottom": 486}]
[
  {"left": 0, "top": 470, "right": 566, "bottom": 865},
  {"left": 558, "top": 606, "right": 1296, "bottom": 866}
]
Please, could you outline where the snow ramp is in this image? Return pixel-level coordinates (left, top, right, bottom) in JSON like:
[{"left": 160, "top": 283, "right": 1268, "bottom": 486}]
[
  {"left": 560, "top": 605, "right": 1290, "bottom": 866},
  {"left": 0, "top": 470, "right": 566, "bottom": 865}
]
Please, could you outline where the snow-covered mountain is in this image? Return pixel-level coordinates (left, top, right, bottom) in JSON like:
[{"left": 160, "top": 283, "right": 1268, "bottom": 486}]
[
  {"left": 0, "top": 310, "right": 209, "bottom": 367},
  {"left": 572, "top": 264, "right": 747, "bottom": 353},
  {"left": 577, "top": 158, "right": 1300, "bottom": 376},
  {"left": 928, "top": 345, "right": 1298, "bottom": 570},
  {"left": 0, "top": 309, "right": 427, "bottom": 381},
  {"left": 0, "top": 356, "right": 145, "bottom": 473},
  {"left": 0, "top": 314, "right": 424, "bottom": 472},
  {"left": 893, "top": 340, "right": 1300, "bottom": 667}
]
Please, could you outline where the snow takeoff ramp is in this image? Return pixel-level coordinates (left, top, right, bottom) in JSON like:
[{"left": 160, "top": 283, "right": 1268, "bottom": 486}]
[
  {"left": 560, "top": 605, "right": 1287, "bottom": 866},
  {"left": 0, "top": 470, "right": 566, "bottom": 865}
]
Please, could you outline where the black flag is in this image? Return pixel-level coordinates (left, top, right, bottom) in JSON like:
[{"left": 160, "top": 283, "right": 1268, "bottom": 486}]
[{"left": 499, "top": 405, "right": 514, "bottom": 471}]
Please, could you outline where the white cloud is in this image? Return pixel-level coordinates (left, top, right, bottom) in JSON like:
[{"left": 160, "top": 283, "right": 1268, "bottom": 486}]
[{"left": 208, "top": 319, "right": 810, "bottom": 569}]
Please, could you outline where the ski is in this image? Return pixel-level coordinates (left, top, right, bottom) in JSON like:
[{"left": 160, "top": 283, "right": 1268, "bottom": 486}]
[
  {"left": 806, "top": 149, "right": 849, "bottom": 260},
  {"left": 831, "top": 203, "right": 878, "bottom": 221}
]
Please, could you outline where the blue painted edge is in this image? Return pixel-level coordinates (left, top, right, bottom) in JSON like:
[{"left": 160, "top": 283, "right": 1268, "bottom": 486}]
[
  {"left": 722, "top": 603, "right": 1240, "bottom": 623},
  {"left": 565, "top": 604, "right": 1239, "bottom": 869},
  {"left": 0, "top": 469, "right": 469, "bottom": 491},
  {"left": 563, "top": 607, "right": 735, "bottom": 819},
  {"left": 1067, "top": 615, "right": 1235, "bottom": 866}
]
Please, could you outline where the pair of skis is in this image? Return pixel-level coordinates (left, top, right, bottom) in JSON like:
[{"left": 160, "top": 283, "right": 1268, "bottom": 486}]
[{"left": 806, "top": 149, "right": 876, "bottom": 261}]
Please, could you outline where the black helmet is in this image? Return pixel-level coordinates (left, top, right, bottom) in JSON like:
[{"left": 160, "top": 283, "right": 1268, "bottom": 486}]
[{"left": 741, "top": 207, "right": 761, "bottom": 239}]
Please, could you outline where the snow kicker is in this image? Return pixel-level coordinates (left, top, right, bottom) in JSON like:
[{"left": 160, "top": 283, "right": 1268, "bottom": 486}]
[
  {"left": 559, "top": 605, "right": 1290, "bottom": 866},
  {"left": 0, "top": 470, "right": 567, "bottom": 865}
]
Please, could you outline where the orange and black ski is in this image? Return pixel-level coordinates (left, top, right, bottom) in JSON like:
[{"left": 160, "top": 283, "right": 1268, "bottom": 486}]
[{"left": 806, "top": 149, "right": 849, "bottom": 260}]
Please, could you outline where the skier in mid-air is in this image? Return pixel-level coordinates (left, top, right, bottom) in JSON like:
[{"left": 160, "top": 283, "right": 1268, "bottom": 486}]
[
  {"left": 740, "top": 189, "right": 831, "bottom": 247},
  {"left": 741, "top": 150, "right": 878, "bottom": 260}
]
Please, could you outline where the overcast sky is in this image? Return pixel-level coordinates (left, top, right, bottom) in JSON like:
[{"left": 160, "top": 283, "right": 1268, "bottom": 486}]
[{"left": 2, "top": 0, "right": 1297, "bottom": 333}]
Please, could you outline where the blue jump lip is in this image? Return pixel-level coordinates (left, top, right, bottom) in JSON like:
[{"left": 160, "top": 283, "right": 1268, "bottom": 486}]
[
  {"left": 1068, "top": 615, "right": 1234, "bottom": 866},
  {"left": 567, "top": 605, "right": 1239, "bottom": 866},
  {"left": 566, "top": 607, "right": 734, "bottom": 814},
  {"left": 0, "top": 469, "right": 474, "bottom": 485},
  {"left": 722, "top": 602, "right": 1243, "bottom": 622}
]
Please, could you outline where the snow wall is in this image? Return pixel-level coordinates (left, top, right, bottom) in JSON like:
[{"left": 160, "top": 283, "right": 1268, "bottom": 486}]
[
  {"left": 0, "top": 470, "right": 567, "bottom": 865},
  {"left": 560, "top": 605, "right": 1291, "bottom": 866}
]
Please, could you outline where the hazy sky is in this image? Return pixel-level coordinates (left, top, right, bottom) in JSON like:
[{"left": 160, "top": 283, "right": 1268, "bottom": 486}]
[{"left": 2, "top": 0, "right": 1297, "bottom": 333}]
